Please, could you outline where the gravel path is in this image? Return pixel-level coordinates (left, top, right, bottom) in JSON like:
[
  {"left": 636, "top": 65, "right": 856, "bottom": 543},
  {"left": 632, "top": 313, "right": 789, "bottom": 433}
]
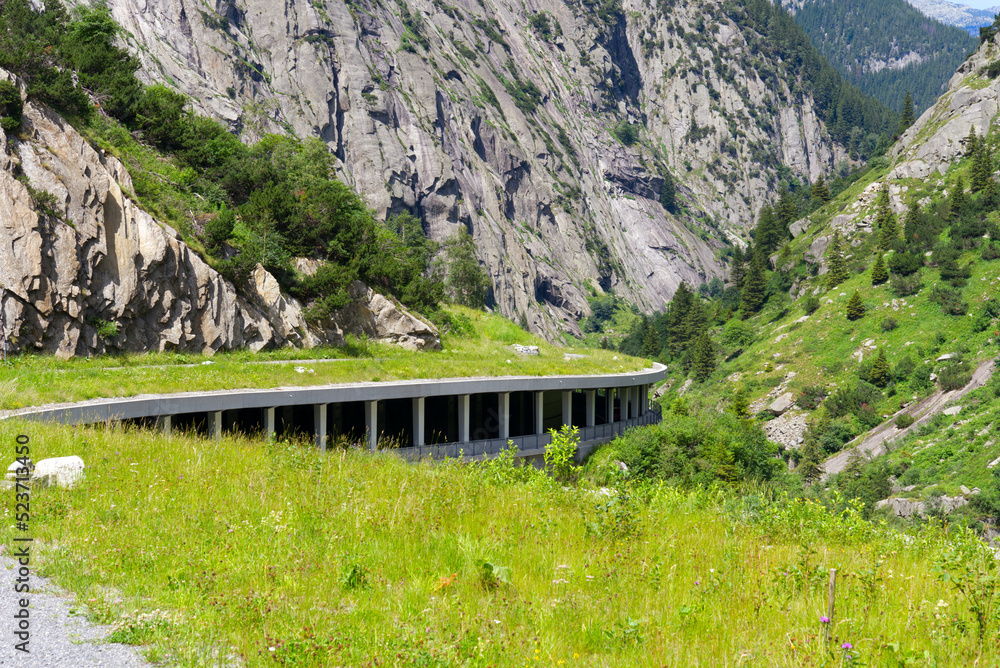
[
  {"left": 0, "top": 553, "right": 153, "bottom": 667},
  {"left": 821, "top": 356, "right": 996, "bottom": 478}
]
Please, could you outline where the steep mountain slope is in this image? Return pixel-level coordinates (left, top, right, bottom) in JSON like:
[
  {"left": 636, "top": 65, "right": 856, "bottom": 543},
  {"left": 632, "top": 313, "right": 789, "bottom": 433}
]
[
  {"left": 91, "top": 0, "right": 886, "bottom": 337},
  {"left": 906, "top": 0, "right": 997, "bottom": 34},
  {"left": 648, "top": 26, "right": 1000, "bottom": 505},
  {"left": 786, "top": 0, "right": 976, "bottom": 113}
]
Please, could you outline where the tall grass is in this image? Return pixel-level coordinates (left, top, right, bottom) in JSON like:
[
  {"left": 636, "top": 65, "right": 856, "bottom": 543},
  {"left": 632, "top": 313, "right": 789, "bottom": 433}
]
[
  {"left": 2, "top": 419, "right": 999, "bottom": 666},
  {"left": 0, "top": 307, "right": 645, "bottom": 410}
]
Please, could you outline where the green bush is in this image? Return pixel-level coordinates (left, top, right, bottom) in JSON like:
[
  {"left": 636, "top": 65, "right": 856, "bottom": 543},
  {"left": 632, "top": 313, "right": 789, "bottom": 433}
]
[
  {"left": 545, "top": 425, "right": 580, "bottom": 483},
  {"left": 895, "top": 414, "right": 915, "bottom": 429},
  {"left": 880, "top": 316, "right": 899, "bottom": 331},
  {"left": 0, "top": 80, "right": 23, "bottom": 132}
]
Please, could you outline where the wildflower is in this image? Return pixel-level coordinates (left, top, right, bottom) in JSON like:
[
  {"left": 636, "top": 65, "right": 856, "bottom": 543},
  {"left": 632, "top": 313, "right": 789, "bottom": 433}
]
[
  {"left": 841, "top": 642, "right": 853, "bottom": 650},
  {"left": 695, "top": 581, "right": 700, "bottom": 586},
  {"left": 820, "top": 616, "right": 830, "bottom": 624}
]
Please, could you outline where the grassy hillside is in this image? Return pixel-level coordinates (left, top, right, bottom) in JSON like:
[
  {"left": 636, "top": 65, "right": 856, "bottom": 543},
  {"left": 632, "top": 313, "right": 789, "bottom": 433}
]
[
  {"left": 5, "top": 418, "right": 1000, "bottom": 667},
  {"left": 0, "top": 307, "right": 646, "bottom": 410}
]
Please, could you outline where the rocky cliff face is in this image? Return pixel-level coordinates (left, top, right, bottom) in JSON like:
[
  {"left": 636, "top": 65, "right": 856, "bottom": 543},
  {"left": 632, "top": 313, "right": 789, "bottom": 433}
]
[
  {"left": 0, "top": 71, "right": 441, "bottom": 357},
  {"left": 890, "top": 37, "right": 1000, "bottom": 180},
  {"left": 94, "top": 0, "right": 848, "bottom": 336}
]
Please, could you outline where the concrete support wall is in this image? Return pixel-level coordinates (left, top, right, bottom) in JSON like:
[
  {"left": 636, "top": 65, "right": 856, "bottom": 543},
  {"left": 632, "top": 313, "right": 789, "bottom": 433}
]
[
  {"left": 365, "top": 400, "right": 378, "bottom": 451},
  {"left": 412, "top": 397, "right": 425, "bottom": 447},
  {"left": 585, "top": 390, "right": 596, "bottom": 427},
  {"left": 561, "top": 391, "right": 572, "bottom": 427},
  {"left": 208, "top": 411, "right": 222, "bottom": 441},
  {"left": 458, "top": 394, "right": 470, "bottom": 443},
  {"left": 263, "top": 407, "right": 276, "bottom": 439},
  {"left": 534, "top": 391, "right": 545, "bottom": 435},
  {"left": 155, "top": 414, "right": 171, "bottom": 437},
  {"left": 498, "top": 392, "right": 510, "bottom": 440},
  {"left": 314, "top": 404, "right": 327, "bottom": 450}
]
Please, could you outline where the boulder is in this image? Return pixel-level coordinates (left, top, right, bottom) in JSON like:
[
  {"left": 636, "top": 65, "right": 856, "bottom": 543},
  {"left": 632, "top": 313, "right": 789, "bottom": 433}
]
[
  {"left": 936, "top": 353, "right": 957, "bottom": 362},
  {"left": 32, "top": 456, "right": 85, "bottom": 489},
  {"left": 511, "top": 344, "right": 539, "bottom": 356},
  {"left": 5, "top": 459, "right": 32, "bottom": 481},
  {"left": 767, "top": 392, "right": 795, "bottom": 416},
  {"left": 331, "top": 281, "right": 441, "bottom": 351},
  {"left": 943, "top": 405, "right": 962, "bottom": 416}
]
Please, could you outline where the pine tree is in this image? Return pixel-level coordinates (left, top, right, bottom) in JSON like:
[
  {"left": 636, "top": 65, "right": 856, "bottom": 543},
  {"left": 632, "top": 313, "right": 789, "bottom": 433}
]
[
  {"left": 986, "top": 176, "right": 1000, "bottom": 209},
  {"left": 692, "top": 332, "right": 716, "bottom": 381},
  {"left": 811, "top": 174, "right": 831, "bottom": 203},
  {"left": 730, "top": 246, "right": 747, "bottom": 289},
  {"left": 826, "top": 231, "right": 850, "bottom": 289},
  {"left": 973, "top": 141, "right": 993, "bottom": 193},
  {"left": 775, "top": 190, "right": 799, "bottom": 236},
  {"left": 965, "top": 127, "right": 979, "bottom": 158},
  {"left": 740, "top": 252, "right": 767, "bottom": 316},
  {"left": 846, "top": 290, "right": 866, "bottom": 321},
  {"left": 871, "top": 253, "right": 888, "bottom": 285},
  {"left": 753, "top": 205, "right": 782, "bottom": 253},
  {"left": 899, "top": 91, "right": 915, "bottom": 135},
  {"left": 664, "top": 283, "right": 694, "bottom": 357},
  {"left": 870, "top": 348, "right": 891, "bottom": 388},
  {"left": 641, "top": 317, "right": 659, "bottom": 358},
  {"left": 731, "top": 385, "right": 750, "bottom": 420},
  {"left": 950, "top": 176, "right": 967, "bottom": 219},
  {"left": 797, "top": 440, "right": 823, "bottom": 483},
  {"left": 875, "top": 184, "right": 897, "bottom": 251}
]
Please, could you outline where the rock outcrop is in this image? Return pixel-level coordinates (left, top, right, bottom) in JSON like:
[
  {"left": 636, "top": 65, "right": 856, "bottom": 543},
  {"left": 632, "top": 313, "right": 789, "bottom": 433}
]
[
  {"left": 92, "top": 0, "right": 851, "bottom": 336},
  {"left": 331, "top": 281, "right": 440, "bottom": 351},
  {"left": 1, "top": 73, "right": 434, "bottom": 357}
]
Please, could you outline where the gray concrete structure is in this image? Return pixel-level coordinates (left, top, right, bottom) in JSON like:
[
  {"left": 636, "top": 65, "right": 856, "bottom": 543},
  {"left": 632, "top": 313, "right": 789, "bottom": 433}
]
[{"left": 4, "top": 364, "right": 668, "bottom": 460}]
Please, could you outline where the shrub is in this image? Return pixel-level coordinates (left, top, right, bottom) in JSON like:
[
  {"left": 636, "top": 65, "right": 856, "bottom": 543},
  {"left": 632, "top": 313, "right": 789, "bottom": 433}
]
[
  {"left": 721, "top": 318, "right": 756, "bottom": 347},
  {"left": 929, "top": 285, "right": 967, "bottom": 316},
  {"left": 895, "top": 414, "right": 915, "bottom": 429},
  {"left": 611, "top": 120, "right": 639, "bottom": 146},
  {"left": 803, "top": 295, "right": 820, "bottom": 315},
  {"left": 880, "top": 316, "right": 899, "bottom": 332},
  {"left": 797, "top": 385, "right": 827, "bottom": 410},
  {"left": 938, "top": 361, "right": 972, "bottom": 391},
  {"left": 890, "top": 273, "right": 922, "bottom": 296},
  {"left": 0, "top": 80, "right": 23, "bottom": 132},
  {"left": 545, "top": 425, "right": 580, "bottom": 482}
]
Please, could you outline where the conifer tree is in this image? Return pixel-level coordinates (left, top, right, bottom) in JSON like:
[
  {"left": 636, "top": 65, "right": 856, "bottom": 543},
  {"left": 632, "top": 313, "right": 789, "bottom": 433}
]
[
  {"left": 775, "top": 190, "right": 799, "bottom": 236},
  {"left": 871, "top": 253, "right": 888, "bottom": 285},
  {"left": 641, "top": 317, "right": 659, "bottom": 358},
  {"left": 797, "top": 440, "right": 823, "bottom": 483},
  {"left": 730, "top": 246, "right": 747, "bottom": 289},
  {"left": 740, "top": 252, "right": 767, "bottom": 316},
  {"left": 753, "top": 204, "right": 782, "bottom": 253},
  {"left": 899, "top": 91, "right": 915, "bottom": 135},
  {"left": 986, "top": 175, "right": 1000, "bottom": 208},
  {"left": 870, "top": 348, "right": 891, "bottom": 388},
  {"left": 693, "top": 332, "right": 716, "bottom": 381},
  {"left": 965, "top": 127, "right": 979, "bottom": 158},
  {"left": 826, "top": 231, "right": 850, "bottom": 289},
  {"left": 811, "top": 174, "right": 831, "bottom": 203},
  {"left": 731, "top": 385, "right": 750, "bottom": 420},
  {"left": 950, "top": 176, "right": 967, "bottom": 219},
  {"left": 846, "top": 290, "right": 866, "bottom": 321},
  {"left": 973, "top": 141, "right": 993, "bottom": 193},
  {"left": 875, "top": 184, "right": 897, "bottom": 251}
]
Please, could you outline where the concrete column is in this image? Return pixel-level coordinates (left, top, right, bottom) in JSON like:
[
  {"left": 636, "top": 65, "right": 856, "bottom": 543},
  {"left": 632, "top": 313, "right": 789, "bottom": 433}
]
[
  {"left": 458, "top": 394, "right": 470, "bottom": 443},
  {"left": 207, "top": 411, "right": 222, "bottom": 441},
  {"left": 628, "top": 387, "right": 636, "bottom": 419},
  {"left": 618, "top": 387, "right": 628, "bottom": 421},
  {"left": 561, "top": 390, "right": 572, "bottom": 427},
  {"left": 262, "top": 407, "right": 276, "bottom": 440},
  {"left": 641, "top": 385, "right": 648, "bottom": 416},
  {"left": 365, "top": 400, "right": 378, "bottom": 451},
  {"left": 585, "top": 390, "right": 596, "bottom": 428},
  {"left": 314, "top": 404, "right": 327, "bottom": 451},
  {"left": 154, "top": 414, "right": 171, "bottom": 438},
  {"left": 605, "top": 388, "right": 614, "bottom": 424},
  {"left": 498, "top": 392, "right": 510, "bottom": 440},
  {"left": 412, "top": 397, "right": 425, "bottom": 447},
  {"left": 534, "top": 391, "right": 545, "bottom": 434}
]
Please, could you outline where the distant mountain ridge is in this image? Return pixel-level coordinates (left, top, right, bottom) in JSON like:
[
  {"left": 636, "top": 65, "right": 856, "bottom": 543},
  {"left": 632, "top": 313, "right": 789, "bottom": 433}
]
[
  {"left": 905, "top": 0, "right": 998, "bottom": 32},
  {"left": 785, "top": 0, "right": 977, "bottom": 114}
]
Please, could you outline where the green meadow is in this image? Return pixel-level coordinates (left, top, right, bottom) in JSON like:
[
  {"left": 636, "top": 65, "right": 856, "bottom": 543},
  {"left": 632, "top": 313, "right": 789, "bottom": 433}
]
[{"left": 3, "top": 417, "right": 1000, "bottom": 667}]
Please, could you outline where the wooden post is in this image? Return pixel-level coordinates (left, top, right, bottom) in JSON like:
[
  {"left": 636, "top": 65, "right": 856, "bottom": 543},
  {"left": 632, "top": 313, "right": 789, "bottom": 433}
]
[{"left": 826, "top": 569, "right": 837, "bottom": 644}]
